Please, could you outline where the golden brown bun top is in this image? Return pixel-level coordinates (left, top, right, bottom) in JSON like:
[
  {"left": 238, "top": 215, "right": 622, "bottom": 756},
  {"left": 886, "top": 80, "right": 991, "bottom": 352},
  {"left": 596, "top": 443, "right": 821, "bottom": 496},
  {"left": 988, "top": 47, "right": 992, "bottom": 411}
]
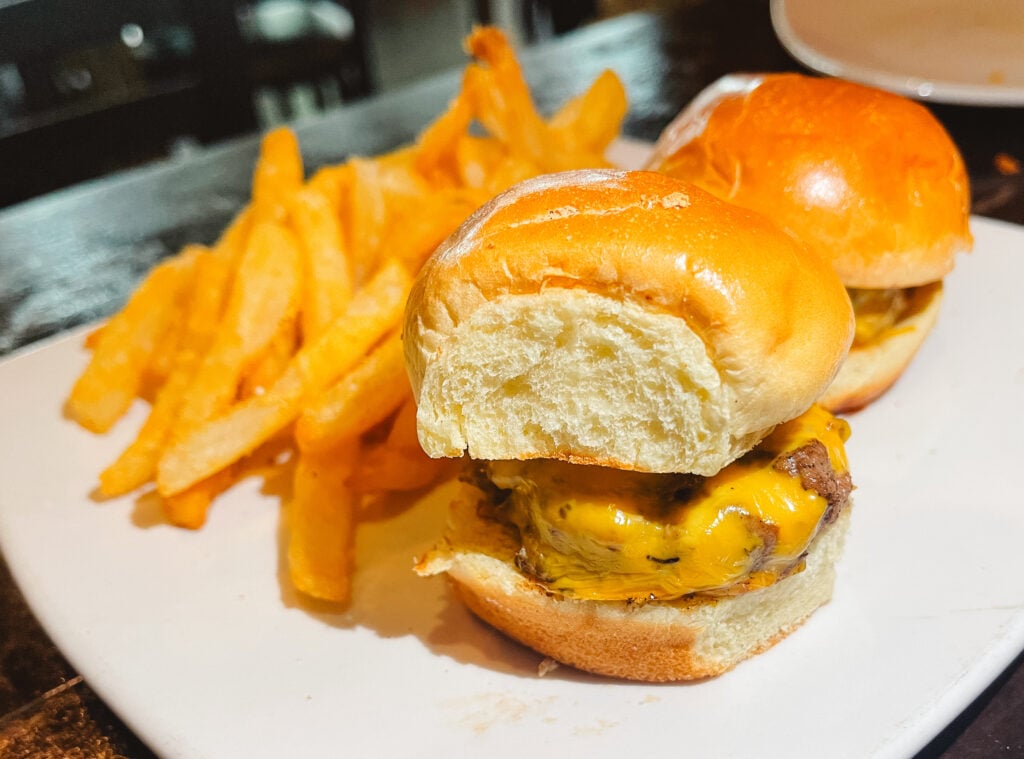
[
  {"left": 404, "top": 170, "right": 855, "bottom": 473},
  {"left": 646, "top": 73, "right": 973, "bottom": 289}
]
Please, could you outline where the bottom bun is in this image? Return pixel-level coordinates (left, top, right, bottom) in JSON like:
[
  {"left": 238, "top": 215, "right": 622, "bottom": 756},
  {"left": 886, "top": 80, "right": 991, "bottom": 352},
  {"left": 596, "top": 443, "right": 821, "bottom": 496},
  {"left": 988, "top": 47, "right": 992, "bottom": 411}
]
[
  {"left": 418, "top": 485, "right": 852, "bottom": 682},
  {"left": 819, "top": 282, "right": 943, "bottom": 414}
]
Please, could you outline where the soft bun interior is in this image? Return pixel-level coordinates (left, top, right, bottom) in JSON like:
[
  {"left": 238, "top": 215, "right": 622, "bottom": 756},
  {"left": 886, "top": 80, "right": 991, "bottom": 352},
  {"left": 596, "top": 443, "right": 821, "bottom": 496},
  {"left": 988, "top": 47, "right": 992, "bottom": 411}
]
[
  {"left": 646, "top": 73, "right": 973, "bottom": 289},
  {"left": 404, "top": 169, "right": 854, "bottom": 474},
  {"left": 414, "top": 288, "right": 753, "bottom": 476}
]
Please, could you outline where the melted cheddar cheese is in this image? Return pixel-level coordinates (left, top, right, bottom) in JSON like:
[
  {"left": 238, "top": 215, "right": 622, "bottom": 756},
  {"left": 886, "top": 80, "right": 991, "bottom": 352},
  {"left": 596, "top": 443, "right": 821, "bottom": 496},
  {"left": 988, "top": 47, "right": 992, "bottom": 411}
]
[
  {"left": 486, "top": 405, "right": 850, "bottom": 601},
  {"left": 849, "top": 284, "right": 940, "bottom": 347}
]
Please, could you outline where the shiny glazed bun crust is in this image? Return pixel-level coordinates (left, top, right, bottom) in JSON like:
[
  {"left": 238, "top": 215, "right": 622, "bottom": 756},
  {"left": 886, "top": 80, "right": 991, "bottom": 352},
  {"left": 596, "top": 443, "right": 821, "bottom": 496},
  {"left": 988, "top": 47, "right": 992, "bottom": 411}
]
[
  {"left": 403, "top": 169, "right": 854, "bottom": 476},
  {"left": 646, "top": 73, "right": 973, "bottom": 289}
]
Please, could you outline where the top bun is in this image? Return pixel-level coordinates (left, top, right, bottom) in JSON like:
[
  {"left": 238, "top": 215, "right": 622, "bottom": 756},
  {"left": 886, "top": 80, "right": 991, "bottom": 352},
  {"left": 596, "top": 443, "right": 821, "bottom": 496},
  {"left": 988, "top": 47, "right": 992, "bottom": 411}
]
[
  {"left": 403, "top": 169, "right": 853, "bottom": 476},
  {"left": 646, "top": 74, "right": 972, "bottom": 289}
]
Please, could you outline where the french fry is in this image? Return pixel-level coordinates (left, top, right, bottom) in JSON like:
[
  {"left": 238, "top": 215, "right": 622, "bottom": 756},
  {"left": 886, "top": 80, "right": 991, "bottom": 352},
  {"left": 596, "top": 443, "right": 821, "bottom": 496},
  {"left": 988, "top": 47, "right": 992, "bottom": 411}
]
[
  {"left": 163, "top": 467, "right": 236, "bottom": 530},
  {"left": 240, "top": 315, "right": 298, "bottom": 399},
  {"left": 99, "top": 249, "right": 232, "bottom": 497},
  {"left": 484, "top": 154, "right": 544, "bottom": 196},
  {"left": 375, "top": 145, "right": 420, "bottom": 171},
  {"left": 548, "top": 69, "right": 628, "bottom": 157},
  {"left": 414, "top": 89, "right": 474, "bottom": 187},
  {"left": 289, "top": 186, "right": 352, "bottom": 341},
  {"left": 252, "top": 128, "right": 303, "bottom": 222},
  {"left": 288, "top": 441, "right": 359, "bottom": 602},
  {"left": 174, "top": 220, "right": 302, "bottom": 434},
  {"left": 212, "top": 207, "right": 255, "bottom": 271},
  {"left": 138, "top": 301, "right": 186, "bottom": 402},
  {"left": 464, "top": 29, "right": 551, "bottom": 165},
  {"left": 295, "top": 331, "right": 408, "bottom": 453},
  {"left": 83, "top": 324, "right": 105, "bottom": 350},
  {"left": 67, "top": 247, "right": 198, "bottom": 433},
  {"left": 306, "top": 164, "right": 351, "bottom": 212},
  {"left": 455, "top": 134, "right": 506, "bottom": 190},
  {"left": 353, "top": 398, "right": 446, "bottom": 492},
  {"left": 346, "top": 159, "right": 390, "bottom": 282},
  {"left": 156, "top": 260, "right": 413, "bottom": 496},
  {"left": 347, "top": 159, "right": 431, "bottom": 284},
  {"left": 381, "top": 191, "right": 480, "bottom": 273}
]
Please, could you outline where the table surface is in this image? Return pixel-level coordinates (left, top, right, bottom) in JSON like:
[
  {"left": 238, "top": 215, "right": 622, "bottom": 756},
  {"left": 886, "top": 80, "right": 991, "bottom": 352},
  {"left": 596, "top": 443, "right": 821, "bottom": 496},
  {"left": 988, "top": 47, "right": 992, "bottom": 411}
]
[{"left": 2, "top": 2, "right": 1023, "bottom": 756}]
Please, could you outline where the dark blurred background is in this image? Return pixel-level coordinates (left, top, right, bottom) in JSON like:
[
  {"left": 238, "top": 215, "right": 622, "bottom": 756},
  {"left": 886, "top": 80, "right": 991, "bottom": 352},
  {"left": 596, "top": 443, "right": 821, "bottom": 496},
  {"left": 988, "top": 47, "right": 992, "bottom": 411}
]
[{"left": 0, "top": 0, "right": 664, "bottom": 209}]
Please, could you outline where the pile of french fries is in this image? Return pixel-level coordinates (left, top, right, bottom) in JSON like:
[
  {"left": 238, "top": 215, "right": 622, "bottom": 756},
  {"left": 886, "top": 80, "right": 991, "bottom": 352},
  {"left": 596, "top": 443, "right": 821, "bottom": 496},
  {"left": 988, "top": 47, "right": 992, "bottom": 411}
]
[{"left": 65, "top": 27, "right": 627, "bottom": 603}]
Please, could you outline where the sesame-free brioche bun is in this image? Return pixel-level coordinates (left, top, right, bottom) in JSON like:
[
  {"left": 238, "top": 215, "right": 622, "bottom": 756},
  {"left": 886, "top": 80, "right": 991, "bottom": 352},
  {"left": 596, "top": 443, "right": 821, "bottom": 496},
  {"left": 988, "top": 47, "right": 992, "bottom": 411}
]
[
  {"left": 417, "top": 483, "right": 852, "bottom": 682},
  {"left": 403, "top": 169, "right": 854, "bottom": 476},
  {"left": 645, "top": 73, "right": 973, "bottom": 290}
]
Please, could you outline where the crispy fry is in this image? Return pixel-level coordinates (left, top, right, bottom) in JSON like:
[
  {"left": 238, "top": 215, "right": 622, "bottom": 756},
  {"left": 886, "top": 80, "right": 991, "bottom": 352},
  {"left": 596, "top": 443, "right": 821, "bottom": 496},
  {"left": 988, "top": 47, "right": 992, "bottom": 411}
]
[
  {"left": 346, "top": 159, "right": 390, "bottom": 282},
  {"left": 99, "top": 249, "right": 232, "bottom": 497},
  {"left": 67, "top": 247, "right": 198, "bottom": 433},
  {"left": 347, "top": 159, "right": 431, "bottom": 284},
  {"left": 306, "top": 164, "right": 351, "bottom": 211},
  {"left": 138, "top": 295, "right": 188, "bottom": 401},
  {"left": 381, "top": 191, "right": 480, "bottom": 272},
  {"left": 455, "top": 134, "right": 505, "bottom": 190},
  {"left": 163, "top": 467, "right": 235, "bottom": 529},
  {"left": 252, "top": 128, "right": 304, "bottom": 222},
  {"left": 548, "top": 69, "right": 628, "bottom": 156},
  {"left": 375, "top": 145, "right": 419, "bottom": 170},
  {"left": 484, "top": 154, "right": 544, "bottom": 196},
  {"left": 156, "top": 260, "right": 413, "bottom": 496},
  {"left": 414, "top": 89, "right": 474, "bottom": 187},
  {"left": 465, "top": 29, "right": 551, "bottom": 164},
  {"left": 288, "top": 441, "right": 359, "bottom": 602},
  {"left": 174, "top": 220, "right": 302, "bottom": 434},
  {"left": 353, "top": 399, "right": 446, "bottom": 492},
  {"left": 240, "top": 315, "right": 298, "bottom": 400},
  {"left": 295, "top": 331, "right": 408, "bottom": 453},
  {"left": 83, "top": 324, "right": 105, "bottom": 350},
  {"left": 290, "top": 186, "right": 352, "bottom": 341},
  {"left": 212, "top": 206, "right": 254, "bottom": 267}
]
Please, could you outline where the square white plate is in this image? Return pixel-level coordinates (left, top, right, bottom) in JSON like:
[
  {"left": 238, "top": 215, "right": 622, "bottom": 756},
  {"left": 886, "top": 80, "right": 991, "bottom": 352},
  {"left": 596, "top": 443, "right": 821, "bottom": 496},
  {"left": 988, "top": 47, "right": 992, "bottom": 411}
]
[{"left": 1, "top": 180, "right": 1022, "bottom": 757}]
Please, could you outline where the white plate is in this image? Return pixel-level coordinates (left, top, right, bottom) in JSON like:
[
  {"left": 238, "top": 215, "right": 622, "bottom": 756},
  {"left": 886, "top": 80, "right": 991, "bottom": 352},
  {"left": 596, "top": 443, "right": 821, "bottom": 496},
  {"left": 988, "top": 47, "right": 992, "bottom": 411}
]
[
  {"left": 771, "top": 0, "right": 1024, "bottom": 105},
  {"left": 2, "top": 198, "right": 1024, "bottom": 756}
]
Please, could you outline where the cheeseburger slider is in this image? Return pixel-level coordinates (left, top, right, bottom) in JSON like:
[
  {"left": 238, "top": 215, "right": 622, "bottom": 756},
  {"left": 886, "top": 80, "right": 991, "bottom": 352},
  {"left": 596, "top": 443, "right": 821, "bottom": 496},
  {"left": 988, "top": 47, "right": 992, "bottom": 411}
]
[
  {"left": 405, "top": 169, "right": 856, "bottom": 681},
  {"left": 646, "top": 73, "right": 973, "bottom": 412}
]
